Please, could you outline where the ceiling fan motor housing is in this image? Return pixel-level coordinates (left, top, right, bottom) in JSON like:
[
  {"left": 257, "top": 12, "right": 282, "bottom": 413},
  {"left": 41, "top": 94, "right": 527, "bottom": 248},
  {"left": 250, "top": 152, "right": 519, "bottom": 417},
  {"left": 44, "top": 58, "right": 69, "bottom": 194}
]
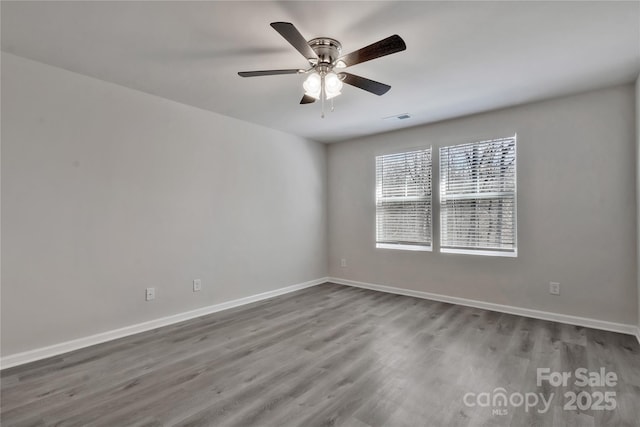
[{"left": 308, "top": 38, "right": 342, "bottom": 66}]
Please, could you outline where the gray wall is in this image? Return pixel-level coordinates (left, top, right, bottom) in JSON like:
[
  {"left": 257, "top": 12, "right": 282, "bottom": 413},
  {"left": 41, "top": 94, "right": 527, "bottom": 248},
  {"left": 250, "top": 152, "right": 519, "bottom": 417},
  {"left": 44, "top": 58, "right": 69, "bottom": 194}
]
[
  {"left": 328, "top": 85, "right": 637, "bottom": 325},
  {"left": 637, "top": 74, "right": 640, "bottom": 332},
  {"left": 1, "top": 53, "right": 328, "bottom": 356}
]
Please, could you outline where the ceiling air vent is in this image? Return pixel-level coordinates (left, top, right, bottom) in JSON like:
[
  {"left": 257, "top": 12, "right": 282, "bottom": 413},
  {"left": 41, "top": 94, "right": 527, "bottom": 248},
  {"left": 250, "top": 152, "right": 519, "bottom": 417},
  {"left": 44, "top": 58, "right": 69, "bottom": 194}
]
[{"left": 383, "top": 113, "right": 411, "bottom": 121}]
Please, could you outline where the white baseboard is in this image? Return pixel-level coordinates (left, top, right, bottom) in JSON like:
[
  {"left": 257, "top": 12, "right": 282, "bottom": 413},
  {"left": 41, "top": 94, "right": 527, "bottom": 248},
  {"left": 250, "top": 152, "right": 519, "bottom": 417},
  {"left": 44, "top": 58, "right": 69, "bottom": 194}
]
[
  {"left": 329, "top": 277, "right": 638, "bottom": 337},
  {"left": 0, "top": 277, "right": 328, "bottom": 370},
  {"left": 3, "top": 277, "right": 637, "bottom": 369}
]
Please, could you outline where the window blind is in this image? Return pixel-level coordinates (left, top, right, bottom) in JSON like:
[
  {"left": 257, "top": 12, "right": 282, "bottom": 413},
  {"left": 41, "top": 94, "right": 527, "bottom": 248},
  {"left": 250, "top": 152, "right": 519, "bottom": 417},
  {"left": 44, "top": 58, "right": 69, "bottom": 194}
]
[
  {"left": 376, "top": 148, "right": 432, "bottom": 251},
  {"left": 439, "top": 136, "right": 517, "bottom": 256}
]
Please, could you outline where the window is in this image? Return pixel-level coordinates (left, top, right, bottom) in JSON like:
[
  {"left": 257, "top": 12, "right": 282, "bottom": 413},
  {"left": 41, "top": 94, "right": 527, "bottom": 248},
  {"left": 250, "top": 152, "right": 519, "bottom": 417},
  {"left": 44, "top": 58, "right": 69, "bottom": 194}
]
[
  {"left": 376, "top": 148, "right": 432, "bottom": 251},
  {"left": 439, "top": 136, "right": 517, "bottom": 257}
]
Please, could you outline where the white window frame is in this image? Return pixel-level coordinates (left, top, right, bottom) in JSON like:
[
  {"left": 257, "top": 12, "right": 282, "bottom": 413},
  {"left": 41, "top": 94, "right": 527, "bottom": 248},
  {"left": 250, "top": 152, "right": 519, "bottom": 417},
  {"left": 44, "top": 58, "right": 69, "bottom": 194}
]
[
  {"left": 439, "top": 136, "right": 517, "bottom": 257},
  {"left": 375, "top": 147, "right": 433, "bottom": 252}
]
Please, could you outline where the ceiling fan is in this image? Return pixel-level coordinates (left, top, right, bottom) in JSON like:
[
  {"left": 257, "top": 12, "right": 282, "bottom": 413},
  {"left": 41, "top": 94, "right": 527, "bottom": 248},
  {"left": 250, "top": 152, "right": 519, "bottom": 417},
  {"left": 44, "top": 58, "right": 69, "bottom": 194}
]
[{"left": 238, "top": 22, "right": 406, "bottom": 117}]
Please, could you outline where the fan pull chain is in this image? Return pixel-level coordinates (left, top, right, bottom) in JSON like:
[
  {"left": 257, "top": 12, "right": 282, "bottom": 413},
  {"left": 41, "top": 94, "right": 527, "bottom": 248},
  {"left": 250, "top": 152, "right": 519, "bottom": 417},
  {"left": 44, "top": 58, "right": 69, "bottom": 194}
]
[{"left": 321, "top": 74, "right": 325, "bottom": 119}]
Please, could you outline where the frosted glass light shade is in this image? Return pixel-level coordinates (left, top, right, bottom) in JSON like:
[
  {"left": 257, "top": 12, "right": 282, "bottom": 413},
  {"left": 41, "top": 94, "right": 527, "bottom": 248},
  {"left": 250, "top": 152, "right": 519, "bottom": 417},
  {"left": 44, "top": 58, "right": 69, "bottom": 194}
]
[
  {"left": 324, "top": 72, "right": 343, "bottom": 99},
  {"left": 303, "top": 73, "right": 321, "bottom": 99}
]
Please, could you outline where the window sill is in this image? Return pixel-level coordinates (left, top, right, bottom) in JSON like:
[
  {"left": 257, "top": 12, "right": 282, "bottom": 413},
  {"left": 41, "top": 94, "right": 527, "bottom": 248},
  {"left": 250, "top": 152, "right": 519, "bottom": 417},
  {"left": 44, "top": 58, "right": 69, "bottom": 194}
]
[
  {"left": 376, "top": 243, "right": 432, "bottom": 252},
  {"left": 440, "top": 248, "right": 517, "bottom": 258}
]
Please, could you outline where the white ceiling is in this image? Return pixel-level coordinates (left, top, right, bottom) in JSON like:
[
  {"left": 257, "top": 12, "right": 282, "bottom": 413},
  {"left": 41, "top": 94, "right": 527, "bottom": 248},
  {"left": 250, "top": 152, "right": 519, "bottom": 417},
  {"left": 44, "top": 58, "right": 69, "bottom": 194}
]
[{"left": 2, "top": 1, "right": 639, "bottom": 143}]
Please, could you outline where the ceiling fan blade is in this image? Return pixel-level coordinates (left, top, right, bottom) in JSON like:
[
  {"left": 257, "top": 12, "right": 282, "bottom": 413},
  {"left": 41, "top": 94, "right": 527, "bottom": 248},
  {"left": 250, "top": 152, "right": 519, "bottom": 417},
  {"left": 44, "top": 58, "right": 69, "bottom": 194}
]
[
  {"left": 300, "top": 94, "right": 316, "bottom": 104},
  {"left": 340, "top": 73, "right": 391, "bottom": 96},
  {"left": 238, "top": 69, "right": 301, "bottom": 77},
  {"left": 338, "top": 34, "right": 406, "bottom": 67},
  {"left": 270, "top": 22, "right": 317, "bottom": 60}
]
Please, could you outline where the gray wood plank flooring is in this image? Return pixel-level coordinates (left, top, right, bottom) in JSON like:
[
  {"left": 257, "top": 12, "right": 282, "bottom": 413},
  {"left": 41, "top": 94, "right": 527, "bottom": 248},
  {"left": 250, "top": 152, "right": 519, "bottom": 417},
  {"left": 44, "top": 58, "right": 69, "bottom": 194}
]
[{"left": 2, "top": 283, "right": 639, "bottom": 426}]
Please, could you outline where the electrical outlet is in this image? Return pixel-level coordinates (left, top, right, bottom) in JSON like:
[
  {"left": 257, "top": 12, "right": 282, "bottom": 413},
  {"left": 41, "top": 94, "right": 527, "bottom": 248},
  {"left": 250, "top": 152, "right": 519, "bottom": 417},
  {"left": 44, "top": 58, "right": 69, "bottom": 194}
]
[
  {"left": 145, "top": 287, "right": 156, "bottom": 301},
  {"left": 193, "top": 279, "right": 202, "bottom": 292},
  {"left": 340, "top": 258, "right": 347, "bottom": 268},
  {"left": 549, "top": 282, "right": 560, "bottom": 295}
]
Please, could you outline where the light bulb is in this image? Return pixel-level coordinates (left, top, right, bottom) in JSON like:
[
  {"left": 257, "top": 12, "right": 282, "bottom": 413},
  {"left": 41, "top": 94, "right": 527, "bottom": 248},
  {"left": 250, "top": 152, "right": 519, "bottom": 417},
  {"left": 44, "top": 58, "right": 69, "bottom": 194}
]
[
  {"left": 324, "top": 72, "right": 343, "bottom": 99},
  {"left": 303, "top": 73, "right": 321, "bottom": 99}
]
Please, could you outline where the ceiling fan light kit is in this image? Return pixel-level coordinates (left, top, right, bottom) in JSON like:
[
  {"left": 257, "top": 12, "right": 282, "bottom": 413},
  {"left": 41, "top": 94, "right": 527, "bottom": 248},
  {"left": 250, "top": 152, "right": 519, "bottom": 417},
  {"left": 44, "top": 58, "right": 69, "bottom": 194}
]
[{"left": 238, "top": 22, "right": 406, "bottom": 118}]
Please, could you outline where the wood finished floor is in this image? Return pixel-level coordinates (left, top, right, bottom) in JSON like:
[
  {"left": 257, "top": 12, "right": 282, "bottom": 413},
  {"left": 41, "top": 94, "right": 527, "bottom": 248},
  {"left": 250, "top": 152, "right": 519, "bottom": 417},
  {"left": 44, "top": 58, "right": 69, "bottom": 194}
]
[{"left": 2, "top": 283, "right": 639, "bottom": 427}]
